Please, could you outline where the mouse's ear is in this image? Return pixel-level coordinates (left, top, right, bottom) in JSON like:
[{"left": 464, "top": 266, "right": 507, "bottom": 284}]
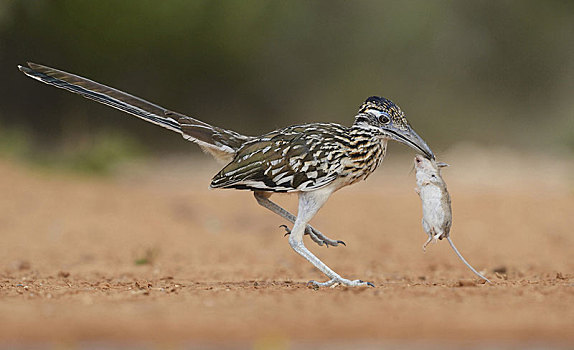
[{"left": 436, "top": 162, "right": 449, "bottom": 168}]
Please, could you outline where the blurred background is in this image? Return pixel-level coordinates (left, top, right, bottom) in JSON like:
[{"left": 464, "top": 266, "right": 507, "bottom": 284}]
[
  {"left": 0, "top": 0, "right": 573, "bottom": 173},
  {"left": 1, "top": 2, "right": 574, "bottom": 347}
]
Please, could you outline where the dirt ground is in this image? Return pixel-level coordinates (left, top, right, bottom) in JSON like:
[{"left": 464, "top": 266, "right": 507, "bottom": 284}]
[{"left": 1, "top": 147, "right": 573, "bottom": 348}]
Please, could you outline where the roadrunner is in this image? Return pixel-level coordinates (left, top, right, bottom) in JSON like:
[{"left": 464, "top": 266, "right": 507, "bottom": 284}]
[{"left": 19, "top": 62, "right": 434, "bottom": 287}]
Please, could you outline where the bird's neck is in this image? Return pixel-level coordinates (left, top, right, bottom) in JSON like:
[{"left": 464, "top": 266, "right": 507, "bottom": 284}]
[
  {"left": 345, "top": 125, "right": 388, "bottom": 181},
  {"left": 348, "top": 124, "right": 387, "bottom": 150}
]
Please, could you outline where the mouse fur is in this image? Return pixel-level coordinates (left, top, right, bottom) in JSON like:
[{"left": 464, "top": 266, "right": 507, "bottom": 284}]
[{"left": 414, "top": 154, "right": 452, "bottom": 250}]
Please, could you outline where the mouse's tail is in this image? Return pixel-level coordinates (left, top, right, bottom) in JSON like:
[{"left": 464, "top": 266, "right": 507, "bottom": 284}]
[{"left": 446, "top": 237, "right": 492, "bottom": 283}]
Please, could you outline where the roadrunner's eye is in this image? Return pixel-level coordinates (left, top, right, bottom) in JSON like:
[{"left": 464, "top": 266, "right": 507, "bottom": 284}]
[{"left": 378, "top": 114, "right": 390, "bottom": 124}]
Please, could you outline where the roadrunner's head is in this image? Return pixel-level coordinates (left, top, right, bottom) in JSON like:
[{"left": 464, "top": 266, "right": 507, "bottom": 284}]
[{"left": 355, "top": 96, "right": 435, "bottom": 159}]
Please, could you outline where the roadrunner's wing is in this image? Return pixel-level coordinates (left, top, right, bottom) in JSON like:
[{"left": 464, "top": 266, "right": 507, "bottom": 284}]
[{"left": 210, "top": 124, "right": 348, "bottom": 192}]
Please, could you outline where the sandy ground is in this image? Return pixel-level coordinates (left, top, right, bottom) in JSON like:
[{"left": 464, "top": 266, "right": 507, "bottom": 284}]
[{"left": 0, "top": 148, "right": 573, "bottom": 348}]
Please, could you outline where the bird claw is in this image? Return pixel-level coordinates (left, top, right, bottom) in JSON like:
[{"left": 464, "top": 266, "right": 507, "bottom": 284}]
[
  {"left": 307, "top": 277, "right": 375, "bottom": 288},
  {"left": 279, "top": 224, "right": 290, "bottom": 237},
  {"left": 279, "top": 224, "right": 345, "bottom": 248}
]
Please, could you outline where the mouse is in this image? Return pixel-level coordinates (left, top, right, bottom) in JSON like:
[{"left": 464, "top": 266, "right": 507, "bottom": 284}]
[
  {"left": 414, "top": 154, "right": 491, "bottom": 283},
  {"left": 414, "top": 154, "right": 451, "bottom": 250}
]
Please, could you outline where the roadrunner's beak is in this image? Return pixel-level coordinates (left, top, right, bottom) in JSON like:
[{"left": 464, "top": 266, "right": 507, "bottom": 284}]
[{"left": 383, "top": 125, "right": 435, "bottom": 160}]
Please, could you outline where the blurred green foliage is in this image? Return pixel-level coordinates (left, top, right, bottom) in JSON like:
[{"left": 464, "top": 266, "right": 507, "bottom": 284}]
[
  {"left": 0, "top": 122, "right": 143, "bottom": 174},
  {"left": 35, "top": 131, "right": 144, "bottom": 175},
  {"left": 1, "top": 0, "right": 573, "bottom": 161},
  {"left": 0, "top": 122, "right": 31, "bottom": 159},
  {"left": 134, "top": 247, "right": 159, "bottom": 266}
]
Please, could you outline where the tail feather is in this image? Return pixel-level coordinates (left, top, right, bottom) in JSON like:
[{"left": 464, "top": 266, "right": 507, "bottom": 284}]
[
  {"left": 19, "top": 62, "right": 181, "bottom": 133},
  {"left": 166, "top": 110, "right": 253, "bottom": 163},
  {"left": 166, "top": 111, "right": 252, "bottom": 151},
  {"left": 18, "top": 62, "right": 250, "bottom": 163}
]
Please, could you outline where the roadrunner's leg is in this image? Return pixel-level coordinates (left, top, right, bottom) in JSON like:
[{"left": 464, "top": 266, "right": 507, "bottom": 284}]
[
  {"left": 253, "top": 191, "right": 345, "bottom": 247},
  {"left": 288, "top": 188, "right": 373, "bottom": 287}
]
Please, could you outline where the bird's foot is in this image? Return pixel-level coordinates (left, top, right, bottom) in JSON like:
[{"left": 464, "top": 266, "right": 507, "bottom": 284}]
[
  {"left": 306, "top": 225, "right": 346, "bottom": 247},
  {"left": 307, "top": 277, "right": 375, "bottom": 288},
  {"left": 279, "top": 225, "right": 345, "bottom": 248}
]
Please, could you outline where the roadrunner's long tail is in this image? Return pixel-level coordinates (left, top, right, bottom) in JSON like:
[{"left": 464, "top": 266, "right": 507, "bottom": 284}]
[{"left": 18, "top": 62, "right": 252, "bottom": 163}]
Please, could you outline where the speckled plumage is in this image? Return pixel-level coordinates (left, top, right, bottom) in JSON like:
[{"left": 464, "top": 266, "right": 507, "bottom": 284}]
[
  {"left": 19, "top": 62, "right": 435, "bottom": 287},
  {"left": 210, "top": 123, "right": 386, "bottom": 192}
]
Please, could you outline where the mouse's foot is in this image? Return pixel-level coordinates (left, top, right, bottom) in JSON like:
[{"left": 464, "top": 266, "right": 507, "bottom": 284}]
[
  {"left": 423, "top": 232, "right": 444, "bottom": 251},
  {"left": 422, "top": 235, "right": 433, "bottom": 251}
]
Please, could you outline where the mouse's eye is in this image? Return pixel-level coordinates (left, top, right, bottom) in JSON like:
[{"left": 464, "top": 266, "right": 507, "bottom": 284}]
[
  {"left": 431, "top": 174, "right": 436, "bottom": 178},
  {"left": 378, "top": 114, "right": 390, "bottom": 124}
]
